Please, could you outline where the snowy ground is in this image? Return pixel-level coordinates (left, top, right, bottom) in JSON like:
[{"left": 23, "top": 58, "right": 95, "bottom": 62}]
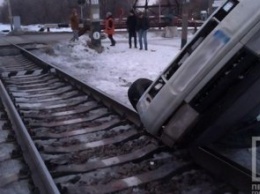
[
  {"left": 0, "top": 23, "right": 254, "bottom": 193},
  {"left": 0, "top": 23, "right": 71, "bottom": 34},
  {"left": 1, "top": 22, "right": 193, "bottom": 109},
  {"left": 33, "top": 31, "right": 190, "bottom": 109}
]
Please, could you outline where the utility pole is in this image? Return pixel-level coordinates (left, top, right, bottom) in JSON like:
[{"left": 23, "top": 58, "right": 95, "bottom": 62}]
[
  {"left": 78, "top": 0, "right": 86, "bottom": 21},
  {"left": 80, "top": 6, "right": 84, "bottom": 20},
  {"left": 7, "top": 0, "right": 13, "bottom": 31},
  {"left": 89, "top": 0, "right": 102, "bottom": 52},
  {"left": 181, "top": 0, "right": 189, "bottom": 48},
  {"left": 159, "top": 0, "right": 161, "bottom": 25},
  {"left": 208, "top": 0, "right": 214, "bottom": 16}
]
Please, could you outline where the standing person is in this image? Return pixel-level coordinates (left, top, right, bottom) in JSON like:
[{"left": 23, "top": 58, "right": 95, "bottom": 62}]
[
  {"left": 136, "top": 12, "right": 150, "bottom": 50},
  {"left": 105, "top": 12, "right": 116, "bottom": 46},
  {"left": 70, "top": 8, "right": 79, "bottom": 42},
  {"left": 126, "top": 10, "right": 137, "bottom": 49}
]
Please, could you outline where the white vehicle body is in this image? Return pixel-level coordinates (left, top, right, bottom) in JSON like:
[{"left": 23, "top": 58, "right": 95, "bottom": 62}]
[{"left": 135, "top": 0, "right": 260, "bottom": 146}]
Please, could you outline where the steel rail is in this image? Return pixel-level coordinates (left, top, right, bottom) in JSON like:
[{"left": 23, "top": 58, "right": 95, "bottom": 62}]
[
  {"left": 191, "top": 146, "right": 252, "bottom": 193},
  {"left": 1, "top": 42, "right": 141, "bottom": 128},
  {"left": 16, "top": 44, "right": 143, "bottom": 128},
  {"left": 2, "top": 43, "right": 250, "bottom": 193},
  {"left": 0, "top": 80, "right": 60, "bottom": 194}
]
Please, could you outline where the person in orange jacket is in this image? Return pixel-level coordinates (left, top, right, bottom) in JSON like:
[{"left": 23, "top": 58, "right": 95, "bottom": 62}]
[
  {"left": 70, "top": 8, "right": 79, "bottom": 41},
  {"left": 105, "top": 12, "right": 116, "bottom": 46}
]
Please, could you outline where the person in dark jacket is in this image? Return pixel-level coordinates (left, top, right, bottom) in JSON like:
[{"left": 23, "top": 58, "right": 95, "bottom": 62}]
[
  {"left": 105, "top": 12, "right": 116, "bottom": 46},
  {"left": 126, "top": 10, "right": 137, "bottom": 48},
  {"left": 136, "top": 12, "right": 150, "bottom": 50},
  {"left": 70, "top": 8, "right": 79, "bottom": 42}
]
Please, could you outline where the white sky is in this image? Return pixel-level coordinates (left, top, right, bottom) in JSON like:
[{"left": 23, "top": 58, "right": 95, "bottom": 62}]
[{"left": 141, "top": 0, "right": 157, "bottom": 4}]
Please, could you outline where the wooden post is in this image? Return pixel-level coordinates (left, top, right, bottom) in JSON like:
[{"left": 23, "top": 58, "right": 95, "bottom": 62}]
[
  {"left": 7, "top": 0, "right": 13, "bottom": 31},
  {"left": 208, "top": 0, "right": 214, "bottom": 16},
  {"left": 181, "top": 0, "right": 189, "bottom": 48}
]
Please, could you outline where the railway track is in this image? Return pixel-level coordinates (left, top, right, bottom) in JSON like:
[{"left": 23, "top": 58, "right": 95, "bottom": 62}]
[
  {"left": 0, "top": 44, "right": 240, "bottom": 194},
  {"left": 0, "top": 99, "right": 37, "bottom": 194}
]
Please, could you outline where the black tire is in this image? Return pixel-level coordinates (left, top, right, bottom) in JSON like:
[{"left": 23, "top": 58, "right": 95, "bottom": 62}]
[{"left": 128, "top": 78, "right": 152, "bottom": 110}]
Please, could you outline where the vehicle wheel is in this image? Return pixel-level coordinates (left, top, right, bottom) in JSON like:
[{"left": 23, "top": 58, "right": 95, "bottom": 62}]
[{"left": 128, "top": 78, "right": 152, "bottom": 110}]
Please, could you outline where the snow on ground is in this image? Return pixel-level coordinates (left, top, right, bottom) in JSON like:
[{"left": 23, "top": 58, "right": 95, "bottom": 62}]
[
  {"left": 1, "top": 23, "right": 250, "bottom": 191},
  {"left": 33, "top": 31, "right": 187, "bottom": 108},
  {"left": 0, "top": 23, "right": 71, "bottom": 34},
  {"left": 0, "top": 23, "right": 11, "bottom": 34},
  {"left": 0, "top": 23, "right": 193, "bottom": 108}
]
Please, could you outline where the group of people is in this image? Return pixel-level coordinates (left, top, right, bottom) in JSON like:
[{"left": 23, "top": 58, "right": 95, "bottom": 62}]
[
  {"left": 70, "top": 8, "right": 80, "bottom": 42},
  {"left": 69, "top": 8, "right": 150, "bottom": 50},
  {"left": 106, "top": 10, "right": 150, "bottom": 50},
  {"left": 126, "top": 10, "right": 150, "bottom": 50}
]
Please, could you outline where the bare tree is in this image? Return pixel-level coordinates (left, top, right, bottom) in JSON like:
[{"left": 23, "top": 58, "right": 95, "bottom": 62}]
[
  {"left": 100, "top": 0, "right": 132, "bottom": 19},
  {"left": 0, "top": 0, "right": 207, "bottom": 24},
  {"left": 0, "top": 0, "right": 77, "bottom": 24}
]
